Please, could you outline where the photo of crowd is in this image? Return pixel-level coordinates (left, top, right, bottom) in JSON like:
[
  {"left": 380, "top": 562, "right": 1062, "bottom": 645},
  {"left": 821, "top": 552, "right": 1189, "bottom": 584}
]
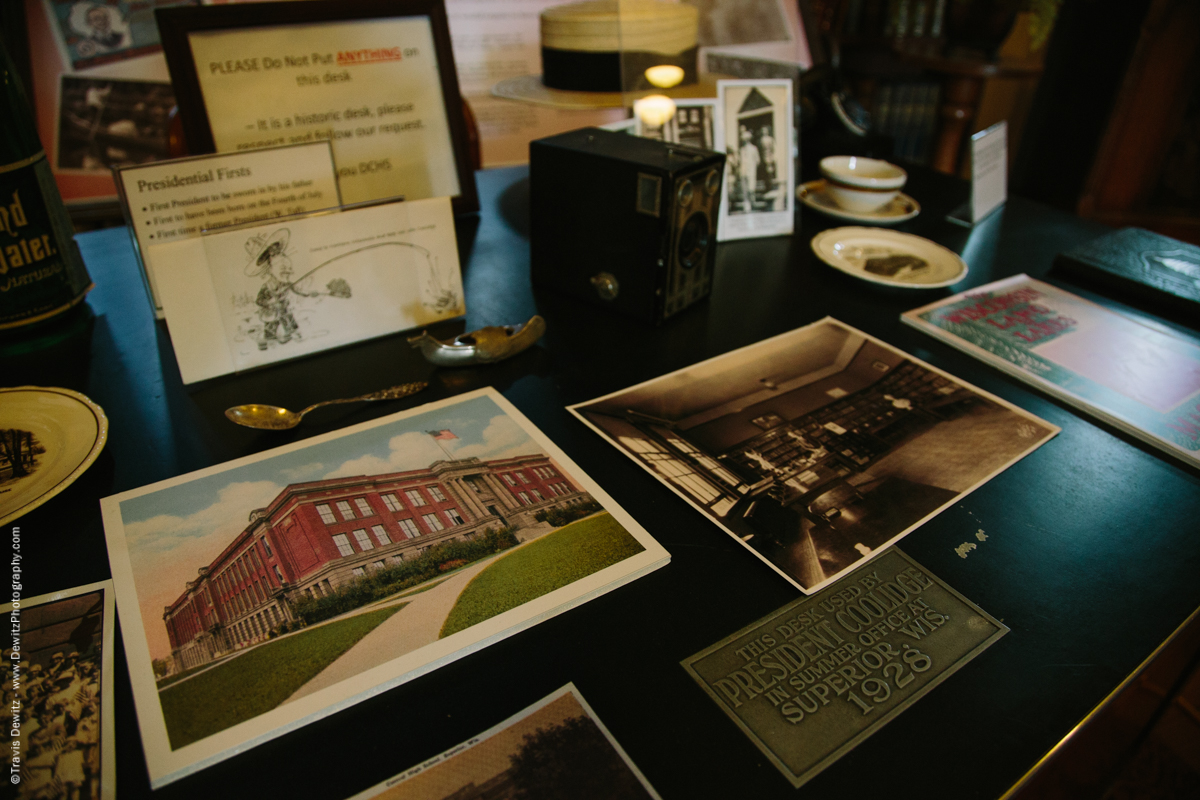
[{"left": 4, "top": 588, "right": 110, "bottom": 800}]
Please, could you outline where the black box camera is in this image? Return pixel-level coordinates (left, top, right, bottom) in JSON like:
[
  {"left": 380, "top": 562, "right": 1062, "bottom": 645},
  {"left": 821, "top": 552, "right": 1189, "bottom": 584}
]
[{"left": 530, "top": 127, "right": 726, "bottom": 325}]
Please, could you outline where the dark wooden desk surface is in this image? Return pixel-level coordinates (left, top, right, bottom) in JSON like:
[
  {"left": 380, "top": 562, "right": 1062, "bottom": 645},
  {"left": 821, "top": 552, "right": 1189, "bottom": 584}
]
[{"left": 7, "top": 165, "right": 1200, "bottom": 799}]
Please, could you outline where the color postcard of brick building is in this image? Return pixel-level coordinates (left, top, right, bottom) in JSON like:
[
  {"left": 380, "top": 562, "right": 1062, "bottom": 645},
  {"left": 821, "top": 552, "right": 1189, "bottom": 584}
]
[{"left": 101, "top": 389, "right": 667, "bottom": 787}]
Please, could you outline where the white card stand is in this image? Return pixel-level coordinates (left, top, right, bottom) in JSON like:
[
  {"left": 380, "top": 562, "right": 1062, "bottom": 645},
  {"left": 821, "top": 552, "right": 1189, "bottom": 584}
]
[
  {"left": 948, "top": 120, "right": 1008, "bottom": 227},
  {"left": 152, "top": 195, "right": 462, "bottom": 384}
]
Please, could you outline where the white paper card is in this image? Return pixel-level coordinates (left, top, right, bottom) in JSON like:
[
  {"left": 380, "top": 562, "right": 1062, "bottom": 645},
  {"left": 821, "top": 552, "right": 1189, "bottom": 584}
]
[
  {"left": 152, "top": 197, "right": 463, "bottom": 384},
  {"left": 115, "top": 143, "right": 341, "bottom": 316},
  {"left": 717, "top": 79, "right": 794, "bottom": 242},
  {"left": 970, "top": 121, "right": 1007, "bottom": 223}
]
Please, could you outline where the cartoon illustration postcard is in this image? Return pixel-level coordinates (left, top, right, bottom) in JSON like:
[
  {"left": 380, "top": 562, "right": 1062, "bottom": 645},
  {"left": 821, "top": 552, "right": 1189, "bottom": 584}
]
[{"left": 151, "top": 196, "right": 463, "bottom": 383}]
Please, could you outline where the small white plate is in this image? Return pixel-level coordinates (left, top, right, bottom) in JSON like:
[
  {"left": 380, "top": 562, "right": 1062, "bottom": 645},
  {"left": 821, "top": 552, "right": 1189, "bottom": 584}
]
[
  {"left": 0, "top": 386, "right": 108, "bottom": 526},
  {"left": 797, "top": 179, "right": 920, "bottom": 224},
  {"left": 811, "top": 227, "right": 968, "bottom": 288}
]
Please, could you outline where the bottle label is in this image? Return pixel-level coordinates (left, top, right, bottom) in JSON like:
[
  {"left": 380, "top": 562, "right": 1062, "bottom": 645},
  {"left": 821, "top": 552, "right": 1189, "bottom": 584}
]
[{"left": 0, "top": 152, "right": 93, "bottom": 328}]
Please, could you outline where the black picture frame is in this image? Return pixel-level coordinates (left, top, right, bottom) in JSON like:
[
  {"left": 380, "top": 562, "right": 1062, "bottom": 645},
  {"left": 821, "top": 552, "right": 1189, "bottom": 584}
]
[{"left": 155, "top": 0, "right": 479, "bottom": 214}]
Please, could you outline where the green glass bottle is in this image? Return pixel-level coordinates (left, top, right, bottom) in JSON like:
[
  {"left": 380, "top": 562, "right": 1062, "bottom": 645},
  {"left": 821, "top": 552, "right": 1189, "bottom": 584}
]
[{"left": 0, "top": 39, "right": 92, "bottom": 331}]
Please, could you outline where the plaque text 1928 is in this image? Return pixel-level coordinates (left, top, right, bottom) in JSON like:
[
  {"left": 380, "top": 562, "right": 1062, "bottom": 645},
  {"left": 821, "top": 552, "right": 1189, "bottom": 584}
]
[{"left": 682, "top": 548, "right": 1007, "bottom": 788}]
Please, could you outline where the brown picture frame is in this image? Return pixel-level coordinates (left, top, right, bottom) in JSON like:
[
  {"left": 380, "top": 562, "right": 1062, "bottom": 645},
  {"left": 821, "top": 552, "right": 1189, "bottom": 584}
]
[{"left": 155, "top": 0, "right": 479, "bottom": 214}]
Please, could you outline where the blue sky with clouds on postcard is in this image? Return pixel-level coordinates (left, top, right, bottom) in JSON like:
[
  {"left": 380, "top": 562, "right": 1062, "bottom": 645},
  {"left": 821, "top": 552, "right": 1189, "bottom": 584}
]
[{"left": 114, "top": 393, "right": 546, "bottom": 659}]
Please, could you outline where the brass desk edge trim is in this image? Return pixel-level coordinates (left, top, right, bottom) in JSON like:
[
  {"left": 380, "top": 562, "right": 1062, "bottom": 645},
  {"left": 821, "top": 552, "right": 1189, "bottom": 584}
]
[{"left": 1001, "top": 603, "right": 1200, "bottom": 799}]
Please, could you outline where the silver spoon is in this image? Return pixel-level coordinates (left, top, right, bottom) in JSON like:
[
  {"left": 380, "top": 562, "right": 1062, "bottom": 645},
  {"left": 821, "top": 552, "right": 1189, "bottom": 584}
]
[{"left": 225, "top": 381, "right": 429, "bottom": 430}]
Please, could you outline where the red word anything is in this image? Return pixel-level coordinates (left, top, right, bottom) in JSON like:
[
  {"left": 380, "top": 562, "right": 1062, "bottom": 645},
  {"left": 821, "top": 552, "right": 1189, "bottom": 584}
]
[{"left": 337, "top": 48, "right": 402, "bottom": 65}]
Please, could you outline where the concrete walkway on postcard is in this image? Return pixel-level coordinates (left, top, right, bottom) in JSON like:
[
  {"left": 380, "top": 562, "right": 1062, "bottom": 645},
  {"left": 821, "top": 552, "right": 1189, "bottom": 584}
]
[
  {"left": 282, "top": 523, "right": 556, "bottom": 703},
  {"left": 282, "top": 558, "right": 492, "bottom": 703}
]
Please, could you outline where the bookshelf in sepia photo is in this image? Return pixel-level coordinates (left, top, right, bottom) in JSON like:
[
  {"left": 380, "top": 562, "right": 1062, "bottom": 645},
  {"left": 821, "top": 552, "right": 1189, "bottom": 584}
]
[{"left": 570, "top": 318, "right": 1057, "bottom": 594}]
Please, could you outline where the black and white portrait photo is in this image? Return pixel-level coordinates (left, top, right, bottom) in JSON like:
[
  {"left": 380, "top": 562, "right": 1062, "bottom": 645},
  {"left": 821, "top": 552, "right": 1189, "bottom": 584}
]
[
  {"left": 717, "top": 79, "right": 794, "bottom": 240},
  {"left": 46, "top": 0, "right": 195, "bottom": 70},
  {"left": 637, "top": 99, "right": 720, "bottom": 151},
  {"left": 68, "top": 2, "right": 132, "bottom": 54}
]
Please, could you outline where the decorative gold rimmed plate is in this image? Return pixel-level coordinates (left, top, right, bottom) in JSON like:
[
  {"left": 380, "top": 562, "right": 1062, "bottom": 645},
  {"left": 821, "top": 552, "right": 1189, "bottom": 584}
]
[
  {"left": 810, "top": 227, "right": 968, "bottom": 288},
  {"left": 798, "top": 179, "right": 920, "bottom": 224},
  {"left": 0, "top": 386, "right": 108, "bottom": 525}
]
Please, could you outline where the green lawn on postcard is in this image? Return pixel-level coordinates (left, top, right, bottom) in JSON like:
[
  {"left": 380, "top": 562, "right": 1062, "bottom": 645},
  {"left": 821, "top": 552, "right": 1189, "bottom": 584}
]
[
  {"left": 159, "top": 604, "right": 405, "bottom": 749},
  {"left": 439, "top": 512, "right": 643, "bottom": 638}
]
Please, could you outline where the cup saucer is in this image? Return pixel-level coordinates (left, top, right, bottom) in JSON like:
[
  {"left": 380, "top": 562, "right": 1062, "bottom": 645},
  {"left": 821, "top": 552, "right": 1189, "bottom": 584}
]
[{"left": 797, "top": 179, "right": 920, "bottom": 224}]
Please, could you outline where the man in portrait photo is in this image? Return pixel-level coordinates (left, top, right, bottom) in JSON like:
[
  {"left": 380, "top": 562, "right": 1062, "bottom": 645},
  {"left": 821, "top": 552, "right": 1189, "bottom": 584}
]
[{"left": 69, "top": 2, "right": 132, "bottom": 55}]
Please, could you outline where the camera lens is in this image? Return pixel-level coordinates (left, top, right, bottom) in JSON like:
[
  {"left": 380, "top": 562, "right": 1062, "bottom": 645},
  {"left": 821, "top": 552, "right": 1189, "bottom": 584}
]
[
  {"left": 677, "top": 178, "right": 694, "bottom": 207},
  {"left": 705, "top": 168, "right": 720, "bottom": 195},
  {"left": 677, "top": 212, "right": 709, "bottom": 270}
]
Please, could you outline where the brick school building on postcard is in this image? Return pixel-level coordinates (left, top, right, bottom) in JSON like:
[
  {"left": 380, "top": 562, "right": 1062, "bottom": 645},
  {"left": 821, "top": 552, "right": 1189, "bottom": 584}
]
[{"left": 163, "top": 454, "right": 586, "bottom": 672}]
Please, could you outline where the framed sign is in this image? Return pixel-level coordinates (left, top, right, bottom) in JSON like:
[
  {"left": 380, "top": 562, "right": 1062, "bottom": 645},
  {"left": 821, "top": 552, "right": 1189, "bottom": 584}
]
[{"left": 155, "top": 0, "right": 479, "bottom": 213}]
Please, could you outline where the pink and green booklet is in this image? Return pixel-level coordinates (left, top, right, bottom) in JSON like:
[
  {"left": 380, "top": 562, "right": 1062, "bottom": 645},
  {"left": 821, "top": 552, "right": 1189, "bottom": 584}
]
[{"left": 903, "top": 274, "right": 1200, "bottom": 470}]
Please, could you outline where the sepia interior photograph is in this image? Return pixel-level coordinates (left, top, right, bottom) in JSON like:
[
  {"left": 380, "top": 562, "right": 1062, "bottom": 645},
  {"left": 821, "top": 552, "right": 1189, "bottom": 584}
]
[{"left": 573, "top": 320, "right": 1056, "bottom": 590}]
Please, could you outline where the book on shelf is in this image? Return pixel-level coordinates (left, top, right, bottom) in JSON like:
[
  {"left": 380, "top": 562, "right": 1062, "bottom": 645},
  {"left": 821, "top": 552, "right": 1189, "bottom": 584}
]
[
  {"left": 873, "top": 83, "right": 895, "bottom": 133},
  {"left": 912, "top": 83, "right": 940, "bottom": 163}
]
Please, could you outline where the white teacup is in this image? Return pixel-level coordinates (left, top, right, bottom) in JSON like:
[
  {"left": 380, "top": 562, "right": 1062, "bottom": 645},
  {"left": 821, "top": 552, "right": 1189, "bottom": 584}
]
[{"left": 819, "top": 156, "right": 907, "bottom": 213}]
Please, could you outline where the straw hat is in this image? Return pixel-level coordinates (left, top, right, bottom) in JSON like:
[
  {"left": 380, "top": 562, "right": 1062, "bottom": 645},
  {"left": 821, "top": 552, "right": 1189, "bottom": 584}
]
[{"left": 493, "top": 0, "right": 718, "bottom": 109}]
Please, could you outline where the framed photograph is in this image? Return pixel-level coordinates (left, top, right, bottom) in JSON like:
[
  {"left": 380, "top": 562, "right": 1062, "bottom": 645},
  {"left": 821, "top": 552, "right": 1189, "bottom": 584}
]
[
  {"left": 349, "top": 684, "right": 662, "bottom": 800},
  {"left": 569, "top": 318, "right": 1058, "bottom": 595},
  {"left": 636, "top": 98, "right": 721, "bottom": 152},
  {"left": 690, "top": 0, "right": 813, "bottom": 68},
  {"left": 156, "top": 0, "right": 480, "bottom": 213},
  {"left": 55, "top": 75, "right": 174, "bottom": 173},
  {"left": 7, "top": 580, "right": 117, "bottom": 800},
  {"left": 41, "top": 0, "right": 197, "bottom": 71},
  {"left": 24, "top": 0, "right": 176, "bottom": 205},
  {"left": 101, "top": 388, "right": 668, "bottom": 786},
  {"left": 717, "top": 78, "right": 794, "bottom": 241}
]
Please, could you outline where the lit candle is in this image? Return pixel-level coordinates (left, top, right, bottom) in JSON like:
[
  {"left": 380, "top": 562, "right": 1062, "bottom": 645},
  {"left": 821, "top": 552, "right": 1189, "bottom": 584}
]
[
  {"left": 634, "top": 94, "right": 676, "bottom": 127},
  {"left": 644, "top": 64, "right": 684, "bottom": 89}
]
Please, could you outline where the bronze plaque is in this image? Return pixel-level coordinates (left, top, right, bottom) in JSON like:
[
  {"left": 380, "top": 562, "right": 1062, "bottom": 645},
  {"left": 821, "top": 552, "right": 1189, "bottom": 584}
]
[{"left": 682, "top": 548, "right": 1007, "bottom": 788}]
